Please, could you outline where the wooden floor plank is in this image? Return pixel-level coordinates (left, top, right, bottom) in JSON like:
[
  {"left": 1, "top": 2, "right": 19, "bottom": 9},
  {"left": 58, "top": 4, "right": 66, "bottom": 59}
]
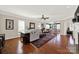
[{"left": 1, "top": 34, "right": 76, "bottom": 54}]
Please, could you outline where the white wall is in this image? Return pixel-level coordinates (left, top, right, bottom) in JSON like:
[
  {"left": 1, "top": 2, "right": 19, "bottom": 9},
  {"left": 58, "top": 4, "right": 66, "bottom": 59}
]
[
  {"left": 0, "top": 14, "right": 22, "bottom": 40},
  {"left": 25, "top": 18, "right": 41, "bottom": 30},
  {"left": 60, "top": 17, "right": 74, "bottom": 35},
  {"left": 60, "top": 20, "right": 67, "bottom": 35}
]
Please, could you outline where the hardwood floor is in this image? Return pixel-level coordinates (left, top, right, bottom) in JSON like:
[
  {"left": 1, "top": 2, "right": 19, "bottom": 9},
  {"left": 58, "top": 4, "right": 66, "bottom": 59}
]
[{"left": 1, "top": 34, "right": 76, "bottom": 54}]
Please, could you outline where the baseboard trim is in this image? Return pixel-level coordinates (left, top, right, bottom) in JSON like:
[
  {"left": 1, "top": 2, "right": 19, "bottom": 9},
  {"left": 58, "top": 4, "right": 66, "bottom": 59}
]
[{"left": 5, "top": 37, "right": 20, "bottom": 41}]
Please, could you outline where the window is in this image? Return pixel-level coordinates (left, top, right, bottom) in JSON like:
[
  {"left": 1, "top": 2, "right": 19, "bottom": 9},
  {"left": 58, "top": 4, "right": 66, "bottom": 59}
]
[
  {"left": 57, "top": 24, "right": 60, "bottom": 30},
  {"left": 45, "top": 24, "right": 50, "bottom": 29},
  {"left": 18, "top": 20, "right": 25, "bottom": 33}
]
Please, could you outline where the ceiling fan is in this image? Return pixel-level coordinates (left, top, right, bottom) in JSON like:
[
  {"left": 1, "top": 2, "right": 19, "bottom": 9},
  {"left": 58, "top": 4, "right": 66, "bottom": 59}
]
[{"left": 41, "top": 15, "right": 49, "bottom": 20}]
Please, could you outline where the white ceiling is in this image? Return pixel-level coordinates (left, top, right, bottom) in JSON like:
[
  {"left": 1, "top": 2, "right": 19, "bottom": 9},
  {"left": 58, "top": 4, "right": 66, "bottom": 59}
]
[{"left": 0, "top": 5, "right": 78, "bottom": 20}]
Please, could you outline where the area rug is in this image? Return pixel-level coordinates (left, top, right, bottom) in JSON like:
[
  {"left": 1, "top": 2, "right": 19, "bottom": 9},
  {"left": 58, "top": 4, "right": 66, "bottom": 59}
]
[{"left": 31, "top": 34, "right": 55, "bottom": 48}]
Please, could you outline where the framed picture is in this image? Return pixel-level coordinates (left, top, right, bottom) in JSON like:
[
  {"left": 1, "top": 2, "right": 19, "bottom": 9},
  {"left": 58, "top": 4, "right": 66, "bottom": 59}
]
[
  {"left": 29, "top": 22, "right": 35, "bottom": 29},
  {"left": 6, "top": 19, "right": 14, "bottom": 30}
]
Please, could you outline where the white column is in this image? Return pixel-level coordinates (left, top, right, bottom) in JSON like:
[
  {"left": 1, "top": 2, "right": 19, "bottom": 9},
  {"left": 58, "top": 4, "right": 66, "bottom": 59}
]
[
  {"left": 73, "top": 23, "right": 79, "bottom": 44},
  {"left": 60, "top": 20, "right": 68, "bottom": 35}
]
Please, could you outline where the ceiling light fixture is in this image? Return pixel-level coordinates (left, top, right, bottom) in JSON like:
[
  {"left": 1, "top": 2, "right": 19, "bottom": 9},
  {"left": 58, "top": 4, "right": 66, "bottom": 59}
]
[{"left": 41, "top": 14, "right": 49, "bottom": 20}]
